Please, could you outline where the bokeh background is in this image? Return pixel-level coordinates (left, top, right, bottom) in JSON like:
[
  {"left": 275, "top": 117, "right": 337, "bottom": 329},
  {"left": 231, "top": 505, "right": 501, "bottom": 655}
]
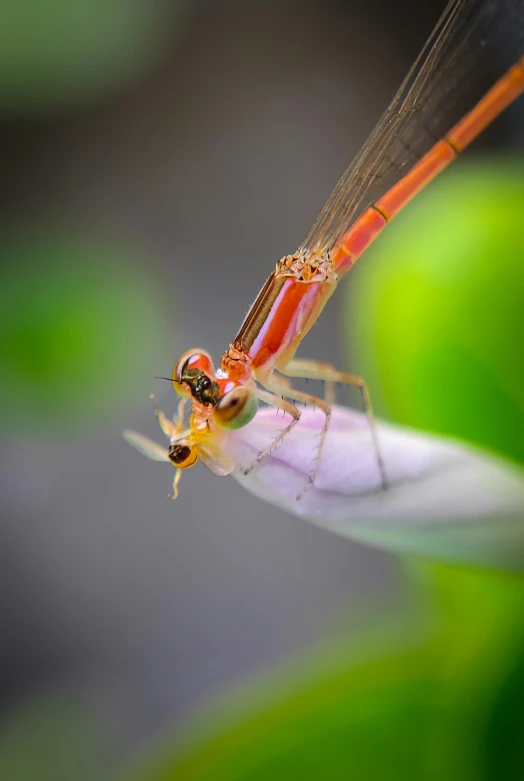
[{"left": 0, "top": 1, "right": 522, "bottom": 779}]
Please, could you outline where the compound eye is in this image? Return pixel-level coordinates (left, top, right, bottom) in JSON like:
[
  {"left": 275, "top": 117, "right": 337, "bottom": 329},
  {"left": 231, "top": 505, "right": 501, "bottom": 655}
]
[
  {"left": 168, "top": 443, "right": 198, "bottom": 469},
  {"left": 172, "top": 349, "right": 214, "bottom": 396},
  {"left": 214, "top": 386, "right": 258, "bottom": 430}
]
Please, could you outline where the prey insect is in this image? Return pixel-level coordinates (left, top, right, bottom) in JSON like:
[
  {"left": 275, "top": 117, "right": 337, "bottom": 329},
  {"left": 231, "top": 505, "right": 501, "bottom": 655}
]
[{"left": 123, "top": 397, "right": 234, "bottom": 499}]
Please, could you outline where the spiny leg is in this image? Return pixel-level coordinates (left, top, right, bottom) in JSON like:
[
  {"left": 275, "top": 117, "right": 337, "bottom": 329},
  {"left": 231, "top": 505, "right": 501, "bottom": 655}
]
[
  {"left": 243, "top": 386, "right": 301, "bottom": 475},
  {"left": 260, "top": 376, "right": 332, "bottom": 499},
  {"left": 323, "top": 378, "right": 337, "bottom": 406},
  {"left": 281, "top": 359, "right": 387, "bottom": 491}
]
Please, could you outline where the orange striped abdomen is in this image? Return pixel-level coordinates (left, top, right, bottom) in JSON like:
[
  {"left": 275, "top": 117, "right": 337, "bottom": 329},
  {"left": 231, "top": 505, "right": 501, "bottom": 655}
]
[{"left": 232, "top": 274, "right": 337, "bottom": 375}]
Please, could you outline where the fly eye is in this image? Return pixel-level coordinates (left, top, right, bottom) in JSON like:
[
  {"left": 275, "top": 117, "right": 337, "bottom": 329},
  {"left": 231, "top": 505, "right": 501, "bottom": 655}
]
[
  {"left": 214, "top": 387, "right": 258, "bottom": 430},
  {"left": 172, "top": 349, "right": 214, "bottom": 396},
  {"left": 168, "top": 443, "right": 198, "bottom": 469}
]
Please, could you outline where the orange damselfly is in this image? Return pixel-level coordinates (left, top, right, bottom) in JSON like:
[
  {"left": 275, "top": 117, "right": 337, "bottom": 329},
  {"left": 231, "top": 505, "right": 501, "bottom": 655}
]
[{"left": 125, "top": 0, "right": 524, "bottom": 500}]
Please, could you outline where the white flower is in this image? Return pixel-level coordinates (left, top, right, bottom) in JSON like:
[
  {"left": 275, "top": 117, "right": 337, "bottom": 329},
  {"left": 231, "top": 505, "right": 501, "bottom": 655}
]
[{"left": 225, "top": 406, "right": 524, "bottom": 571}]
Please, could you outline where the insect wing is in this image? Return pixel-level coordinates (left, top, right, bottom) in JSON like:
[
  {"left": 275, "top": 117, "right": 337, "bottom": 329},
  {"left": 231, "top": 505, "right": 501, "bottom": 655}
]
[
  {"left": 299, "top": 0, "right": 524, "bottom": 257},
  {"left": 197, "top": 441, "right": 235, "bottom": 476},
  {"left": 123, "top": 430, "right": 170, "bottom": 462}
]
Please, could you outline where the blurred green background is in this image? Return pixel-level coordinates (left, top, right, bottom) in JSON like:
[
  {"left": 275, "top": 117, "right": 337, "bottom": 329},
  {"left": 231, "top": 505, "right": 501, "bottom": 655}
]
[
  {"left": 0, "top": 1, "right": 522, "bottom": 780},
  {"left": 0, "top": 231, "right": 166, "bottom": 435},
  {"left": 0, "top": 1, "right": 185, "bottom": 114},
  {"left": 349, "top": 163, "right": 524, "bottom": 466}
]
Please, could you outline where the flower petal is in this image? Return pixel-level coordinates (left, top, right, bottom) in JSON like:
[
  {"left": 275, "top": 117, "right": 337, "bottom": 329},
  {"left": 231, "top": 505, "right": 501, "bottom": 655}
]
[{"left": 226, "top": 406, "right": 524, "bottom": 570}]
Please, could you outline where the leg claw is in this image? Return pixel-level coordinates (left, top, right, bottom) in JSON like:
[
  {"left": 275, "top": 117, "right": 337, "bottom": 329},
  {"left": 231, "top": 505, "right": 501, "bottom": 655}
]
[{"left": 295, "top": 478, "right": 314, "bottom": 502}]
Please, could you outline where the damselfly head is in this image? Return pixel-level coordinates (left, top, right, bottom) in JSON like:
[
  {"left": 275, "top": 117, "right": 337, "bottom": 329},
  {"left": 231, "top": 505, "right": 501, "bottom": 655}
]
[
  {"left": 172, "top": 349, "right": 258, "bottom": 430},
  {"left": 213, "top": 385, "right": 258, "bottom": 431}
]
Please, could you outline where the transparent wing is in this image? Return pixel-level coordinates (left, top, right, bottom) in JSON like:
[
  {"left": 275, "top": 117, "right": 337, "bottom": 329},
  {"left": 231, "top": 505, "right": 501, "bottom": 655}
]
[
  {"left": 197, "top": 442, "right": 236, "bottom": 477},
  {"left": 122, "top": 430, "right": 170, "bottom": 462},
  {"left": 299, "top": 0, "right": 524, "bottom": 257}
]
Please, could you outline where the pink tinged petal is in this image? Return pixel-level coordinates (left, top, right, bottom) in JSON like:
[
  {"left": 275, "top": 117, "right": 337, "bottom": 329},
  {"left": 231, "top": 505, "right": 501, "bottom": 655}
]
[{"left": 225, "top": 406, "right": 524, "bottom": 571}]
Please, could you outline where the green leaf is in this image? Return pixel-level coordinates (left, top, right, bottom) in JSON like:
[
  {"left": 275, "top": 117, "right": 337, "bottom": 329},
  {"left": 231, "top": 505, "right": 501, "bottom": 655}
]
[
  {"left": 117, "top": 568, "right": 524, "bottom": 781},
  {"left": 346, "top": 160, "right": 524, "bottom": 465},
  {"left": 0, "top": 692, "right": 110, "bottom": 781}
]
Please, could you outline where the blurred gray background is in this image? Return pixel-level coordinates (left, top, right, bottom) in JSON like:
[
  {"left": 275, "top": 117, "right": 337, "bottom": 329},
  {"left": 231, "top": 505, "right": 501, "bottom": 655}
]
[{"left": 0, "top": 0, "right": 500, "bottom": 772}]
